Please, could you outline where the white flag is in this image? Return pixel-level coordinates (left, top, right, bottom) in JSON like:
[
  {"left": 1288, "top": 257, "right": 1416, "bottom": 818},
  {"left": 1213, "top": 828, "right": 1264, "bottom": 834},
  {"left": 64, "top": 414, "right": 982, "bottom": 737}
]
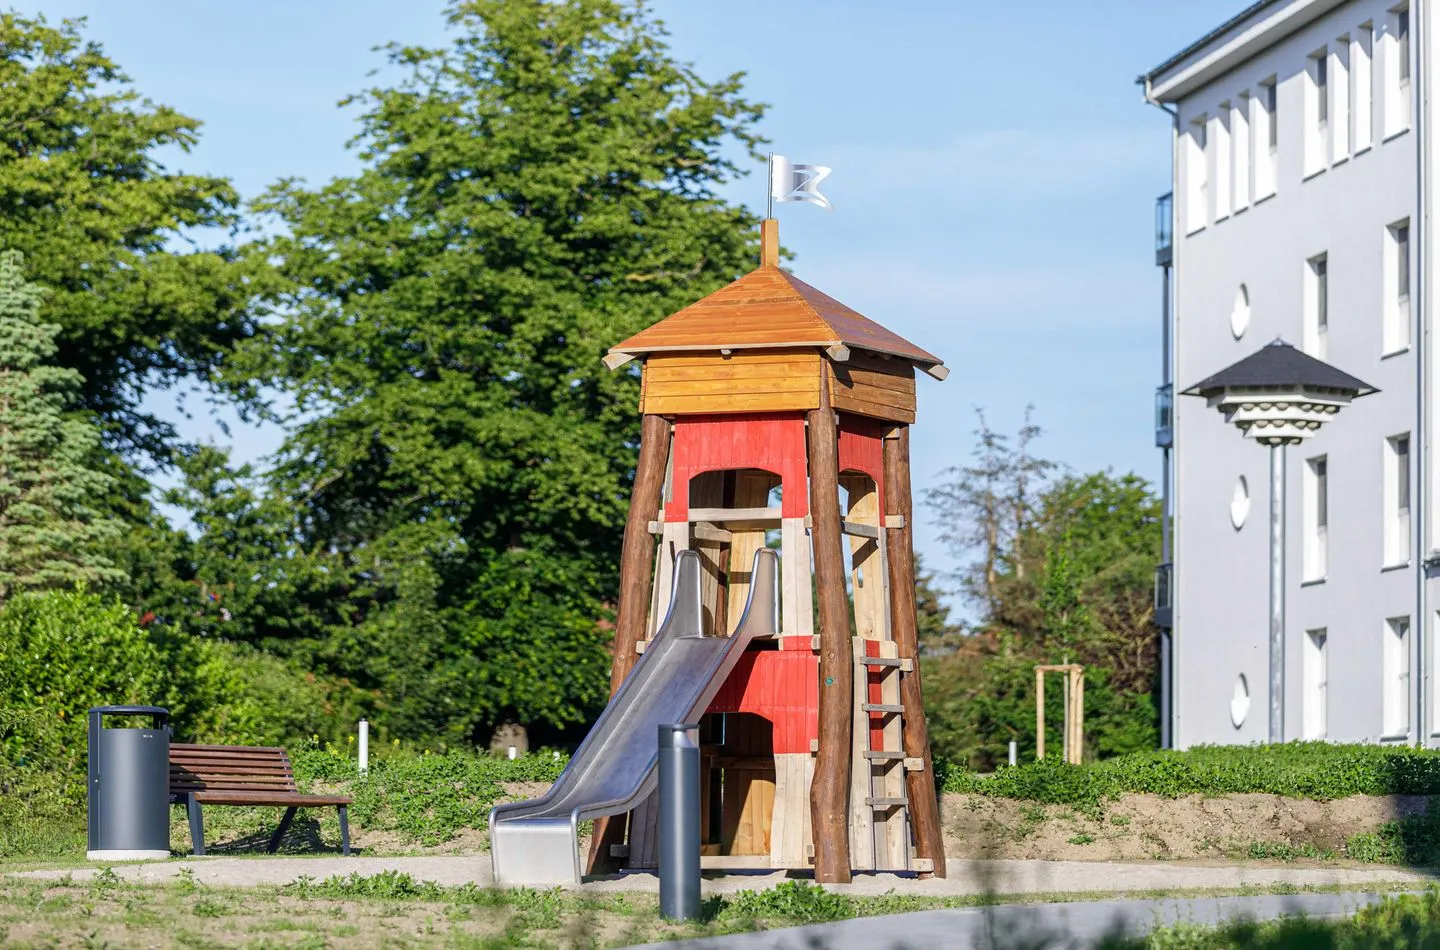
[{"left": 770, "top": 155, "right": 834, "bottom": 211}]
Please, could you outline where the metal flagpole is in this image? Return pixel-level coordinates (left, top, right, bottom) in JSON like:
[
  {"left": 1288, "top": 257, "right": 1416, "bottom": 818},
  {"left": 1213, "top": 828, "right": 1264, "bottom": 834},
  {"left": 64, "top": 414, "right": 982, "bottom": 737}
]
[
  {"left": 1269, "top": 442, "right": 1286, "bottom": 743},
  {"left": 766, "top": 152, "right": 774, "bottom": 219}
]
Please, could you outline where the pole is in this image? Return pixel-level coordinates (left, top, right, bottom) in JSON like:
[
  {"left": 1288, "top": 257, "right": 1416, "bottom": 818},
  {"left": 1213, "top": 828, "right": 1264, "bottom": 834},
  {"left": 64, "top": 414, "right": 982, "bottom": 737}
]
[
  {"left": 1061, "top": 654, "right": 1070, "bottom": 763},
  {"left": 358, "top": 719, "right": 368, "bottom": 774},
  {"left": 1008, "top": 741, "right": 1017, "bottom": 767},
  {"left": 1269, "top": 443, "right": 1286, "bottom": 743},
  {"left": 766, "top": 152, "right": 774, "bottom": 219},
  {"left": 658, "top": 723, "right": 701, "bottom": 922}
]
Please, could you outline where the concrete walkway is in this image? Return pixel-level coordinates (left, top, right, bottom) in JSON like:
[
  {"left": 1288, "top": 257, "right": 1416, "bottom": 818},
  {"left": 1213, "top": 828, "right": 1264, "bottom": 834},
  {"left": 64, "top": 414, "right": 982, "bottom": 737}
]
[
  {"left": 623, "top": 891, "right": 1409, "bottom": 949},
  {"left": 11, "top": 855, "right": 1435, "bottom": 897}
]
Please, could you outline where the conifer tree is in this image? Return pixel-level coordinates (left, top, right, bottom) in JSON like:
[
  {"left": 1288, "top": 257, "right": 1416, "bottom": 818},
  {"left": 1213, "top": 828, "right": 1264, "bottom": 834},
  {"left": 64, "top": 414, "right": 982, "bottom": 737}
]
[{"left": 0, "top": 250, "right": 122, "bottom": 597}]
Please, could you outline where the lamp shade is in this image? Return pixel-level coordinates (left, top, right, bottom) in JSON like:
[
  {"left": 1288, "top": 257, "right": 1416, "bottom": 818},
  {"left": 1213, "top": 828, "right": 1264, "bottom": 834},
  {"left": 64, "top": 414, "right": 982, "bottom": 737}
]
[{"left": 1181, "top": 339, "right": 1377, "bottom": 444}]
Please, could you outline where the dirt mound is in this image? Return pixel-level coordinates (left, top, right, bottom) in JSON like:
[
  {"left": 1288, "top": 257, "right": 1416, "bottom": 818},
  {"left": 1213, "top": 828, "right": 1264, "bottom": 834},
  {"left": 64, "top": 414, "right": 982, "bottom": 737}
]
[{"left": 942, "top": 792, "right": 1432, "bottom": 862}]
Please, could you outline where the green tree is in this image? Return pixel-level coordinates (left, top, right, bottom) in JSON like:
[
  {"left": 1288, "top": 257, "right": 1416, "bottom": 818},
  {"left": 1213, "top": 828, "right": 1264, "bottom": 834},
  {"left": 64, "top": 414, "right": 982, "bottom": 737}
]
[
  {"left": 0, "top": 250, "right": 122, "bottom": 597},
  {"left": 0, "top": 13, "right": 259, "bottom": 459},
  {"left": 244, "top": 0, "right": 766, "bottom": 743},
  {"left": 923, "top": 413, "right": 1162, "bottom": 768}
]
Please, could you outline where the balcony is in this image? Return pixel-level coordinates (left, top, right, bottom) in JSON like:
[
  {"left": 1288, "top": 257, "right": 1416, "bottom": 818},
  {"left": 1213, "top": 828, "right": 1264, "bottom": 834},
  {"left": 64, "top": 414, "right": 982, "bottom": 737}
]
[
  {"left": 1155, "top": 383, "right": 1174, "bottom": 449},
  {"left": 1155, "top": 192, "right": 1173, "bottom": 267},
  {"left": 1154, "top": 562, "right": 1173, "bottom": 628}
]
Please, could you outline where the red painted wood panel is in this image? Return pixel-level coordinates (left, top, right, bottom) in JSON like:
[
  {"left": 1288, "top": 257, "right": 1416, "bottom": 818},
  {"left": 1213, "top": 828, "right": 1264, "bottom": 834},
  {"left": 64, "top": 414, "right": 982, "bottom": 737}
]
[
  {"left": 668, "top": 413, "right": 809, "bottom": 521},
  {"left": 838, "top": 414, "right": 887, "bottom": 518},
  {"left": 708, "top": 649, "right": 819, "bottom": 754}
]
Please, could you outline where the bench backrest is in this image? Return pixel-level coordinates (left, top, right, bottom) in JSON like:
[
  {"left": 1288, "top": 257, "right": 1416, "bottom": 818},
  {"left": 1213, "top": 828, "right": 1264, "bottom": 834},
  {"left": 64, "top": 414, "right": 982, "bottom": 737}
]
[{"left": 170, "top": 743, "right": 299, "bottom": 796}]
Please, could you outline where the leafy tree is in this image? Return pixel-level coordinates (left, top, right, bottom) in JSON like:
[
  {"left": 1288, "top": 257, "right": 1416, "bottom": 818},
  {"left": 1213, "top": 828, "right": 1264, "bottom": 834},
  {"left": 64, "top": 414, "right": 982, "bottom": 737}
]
[
  {"left": 923, "top": 413, "right": 1162, "bottom": 768},
  {"left": 243, "top": 0, "right": 766, "bottom": 743},
  {"left": 0, "top": 250, "right": 122, "bottom": 597},
  {"left": 0, "top": 13, "right": 259, "bottom": 460}
]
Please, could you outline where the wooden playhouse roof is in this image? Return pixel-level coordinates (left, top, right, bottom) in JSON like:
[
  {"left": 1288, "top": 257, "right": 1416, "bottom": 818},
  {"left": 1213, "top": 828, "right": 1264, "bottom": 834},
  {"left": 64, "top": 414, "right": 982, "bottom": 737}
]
[{"left": 605, "top": 255, "right": 945, "bottom": 378}]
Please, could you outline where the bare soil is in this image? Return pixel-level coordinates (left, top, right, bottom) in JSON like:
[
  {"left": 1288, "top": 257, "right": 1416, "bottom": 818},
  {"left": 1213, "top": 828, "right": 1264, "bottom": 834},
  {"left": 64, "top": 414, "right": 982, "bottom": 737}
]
[{"left": 942, "top": 792, "right": 1434, "bottom": 862}]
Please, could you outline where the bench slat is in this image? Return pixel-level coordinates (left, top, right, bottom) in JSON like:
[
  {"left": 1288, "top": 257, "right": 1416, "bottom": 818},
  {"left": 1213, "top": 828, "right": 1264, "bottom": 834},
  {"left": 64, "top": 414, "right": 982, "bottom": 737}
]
[
  {"left": 190, "top": 791, "right": 351, "bottom": 806},
  {"left": 170, "top": 764, "right": 294, "bottom": 775},
  {"left": 171, "top": 752, "right": 291, "bottom": 765},
  {"left": 172, "top": 743, "right": 287, "bottom": 753}
]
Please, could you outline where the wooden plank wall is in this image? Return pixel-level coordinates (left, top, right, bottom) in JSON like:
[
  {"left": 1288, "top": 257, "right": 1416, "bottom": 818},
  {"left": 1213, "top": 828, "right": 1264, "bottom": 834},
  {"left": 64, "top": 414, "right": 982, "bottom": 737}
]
[
  {"left": 642, "top": 351, "right": 822, "bottom": 416},
  {"left": 827, "top": 353, "right": 916, "bottom": 424}
]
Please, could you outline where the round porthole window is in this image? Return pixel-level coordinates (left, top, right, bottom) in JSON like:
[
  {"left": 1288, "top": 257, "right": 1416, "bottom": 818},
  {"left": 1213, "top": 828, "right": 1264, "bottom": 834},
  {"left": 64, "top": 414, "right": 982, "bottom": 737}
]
[
  {"left": 1230, "top": 476, "right": 1250, "bottom": 530},
  {"left": 1230, "top": 674, "right": 1250, "bottom": 729},
  {"left": 1230, "top": 285, "right": 1250, "bottom": 340}
]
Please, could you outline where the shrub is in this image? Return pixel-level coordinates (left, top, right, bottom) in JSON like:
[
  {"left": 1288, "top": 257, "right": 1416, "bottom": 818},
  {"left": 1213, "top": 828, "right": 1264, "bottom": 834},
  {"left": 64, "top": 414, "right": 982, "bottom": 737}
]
[{"left": 946, "top": 742, "right": 1440, "bottom": 807}]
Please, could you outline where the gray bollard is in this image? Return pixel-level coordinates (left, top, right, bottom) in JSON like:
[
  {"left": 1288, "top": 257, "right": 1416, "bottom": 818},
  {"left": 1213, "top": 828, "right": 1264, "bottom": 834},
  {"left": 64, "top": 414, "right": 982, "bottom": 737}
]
[
  {"left": 658, "top": 723, "right": 701, "bottom": 921},
  {"left": 1008, "top": 740, "right": 1018, "bottom": 767}
]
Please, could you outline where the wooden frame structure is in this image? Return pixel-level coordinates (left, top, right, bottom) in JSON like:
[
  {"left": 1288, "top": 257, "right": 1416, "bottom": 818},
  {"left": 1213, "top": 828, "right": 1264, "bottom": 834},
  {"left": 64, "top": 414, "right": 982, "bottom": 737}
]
[
  {"left": 1034, "top": 664, "right": 1085, "bottom": 765},
  {"left": 591, "top": 219, "right": 949, "bottom": 884}
]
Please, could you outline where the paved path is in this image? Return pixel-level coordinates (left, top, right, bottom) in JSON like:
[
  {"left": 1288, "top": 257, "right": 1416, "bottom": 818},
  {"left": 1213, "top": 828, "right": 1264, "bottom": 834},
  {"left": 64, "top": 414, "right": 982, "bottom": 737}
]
[
  {"left": 11, "top": 855, "right": 1433, "bottom": 898},
  {"left": 624, "top": 891, "right": 1407, "bottom": 949}
]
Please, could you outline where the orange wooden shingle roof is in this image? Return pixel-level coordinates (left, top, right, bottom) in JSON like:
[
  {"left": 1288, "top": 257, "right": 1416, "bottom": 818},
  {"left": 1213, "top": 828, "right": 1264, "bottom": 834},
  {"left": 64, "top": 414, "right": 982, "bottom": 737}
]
[{"left": 607, "top": 265, "right": 944, "bottom": 371}]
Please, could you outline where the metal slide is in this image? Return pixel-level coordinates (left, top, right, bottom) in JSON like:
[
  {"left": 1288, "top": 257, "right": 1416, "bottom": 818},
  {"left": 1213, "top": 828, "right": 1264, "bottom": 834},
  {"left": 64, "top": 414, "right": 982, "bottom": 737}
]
[{"left": 489, "top": 548, "right": 779, "bottom": 885}]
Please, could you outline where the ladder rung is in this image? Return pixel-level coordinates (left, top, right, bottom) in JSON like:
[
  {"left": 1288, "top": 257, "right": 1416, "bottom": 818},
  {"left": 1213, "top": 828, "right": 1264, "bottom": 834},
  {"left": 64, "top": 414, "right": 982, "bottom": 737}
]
[
  {"left": 863, "top": 750, "right": 906, "bottom": 760},
  {"left": 859, "top": 656, "right": 905, "bottom": 668},
  {"left": 862, "top": 703, "right": 904, "bottom": 714},
  {"left": 866, "top": 797, "right": 908, "bottom": 808}
]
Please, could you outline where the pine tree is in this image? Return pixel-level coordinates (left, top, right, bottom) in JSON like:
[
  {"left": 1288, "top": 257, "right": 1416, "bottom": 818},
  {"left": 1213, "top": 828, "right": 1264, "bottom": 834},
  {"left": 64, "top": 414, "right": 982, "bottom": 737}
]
[{"left": 0, "top": 250, "right": 122, "bottom": 598}]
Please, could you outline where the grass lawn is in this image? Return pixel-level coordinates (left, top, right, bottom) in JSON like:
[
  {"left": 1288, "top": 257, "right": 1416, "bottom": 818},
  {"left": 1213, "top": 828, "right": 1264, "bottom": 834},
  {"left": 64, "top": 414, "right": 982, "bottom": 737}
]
[{"left": 2, "top": 869, "right": 1437, "bottom": 949}]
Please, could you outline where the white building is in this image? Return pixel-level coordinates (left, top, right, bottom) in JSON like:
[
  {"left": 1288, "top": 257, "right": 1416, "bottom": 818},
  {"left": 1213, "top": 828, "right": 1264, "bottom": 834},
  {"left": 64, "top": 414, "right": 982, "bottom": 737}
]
[{"left": 1141, "top": 0, "right": 1432, "bottom": 747}]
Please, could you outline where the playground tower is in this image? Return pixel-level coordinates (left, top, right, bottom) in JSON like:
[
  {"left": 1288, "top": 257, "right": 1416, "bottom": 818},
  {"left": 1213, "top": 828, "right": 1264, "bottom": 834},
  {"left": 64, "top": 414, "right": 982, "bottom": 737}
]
[{"left": 592, "top": 219, "right": 948, "bottom": 883}]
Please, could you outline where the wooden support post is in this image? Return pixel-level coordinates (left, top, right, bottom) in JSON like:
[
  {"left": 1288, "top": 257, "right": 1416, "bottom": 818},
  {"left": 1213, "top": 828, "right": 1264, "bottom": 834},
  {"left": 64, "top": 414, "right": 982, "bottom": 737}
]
[
  {"left": 808, "top": 401, "right": 853, "bottom": 884},
  {"left": 1035, "top": 668, "right": 1045, "bottom": 761},
  {"left": 882, "top": 426, "right": 946, "bottom": 878},
  {"left": 587, "top": 413, "right": 672, "bottom": 875}
]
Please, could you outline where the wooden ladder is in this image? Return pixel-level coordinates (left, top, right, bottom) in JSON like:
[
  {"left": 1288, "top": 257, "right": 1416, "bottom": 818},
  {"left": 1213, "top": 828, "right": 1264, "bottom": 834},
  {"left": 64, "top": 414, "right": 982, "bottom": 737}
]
[{"left": 852, "top": 637, "right": 916, "bottom": 871}]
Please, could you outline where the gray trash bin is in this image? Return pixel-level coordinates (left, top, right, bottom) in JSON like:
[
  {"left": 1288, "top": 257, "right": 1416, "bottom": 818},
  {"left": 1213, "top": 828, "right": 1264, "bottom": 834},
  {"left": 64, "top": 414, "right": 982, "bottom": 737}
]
[{"left": 87, "top": 705, "right": 171, "bottom": 861}]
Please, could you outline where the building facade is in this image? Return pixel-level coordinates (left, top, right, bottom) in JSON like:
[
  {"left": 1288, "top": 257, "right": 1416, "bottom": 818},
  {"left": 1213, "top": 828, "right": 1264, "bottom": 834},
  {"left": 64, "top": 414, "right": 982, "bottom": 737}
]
[{"left": 1142, "top": 0, "right": 1432, "bottom": 746}]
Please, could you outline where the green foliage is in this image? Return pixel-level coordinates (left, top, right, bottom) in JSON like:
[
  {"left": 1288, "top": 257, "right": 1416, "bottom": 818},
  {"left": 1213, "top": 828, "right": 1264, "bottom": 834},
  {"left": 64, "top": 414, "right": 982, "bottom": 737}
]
[
  {"left": 0, "top": 13, "right": 260, "bottom": 459},
  {"left": 0, "top": 251, "right": 123, "bottom": 597},
  {"left": 289, "top": 740, "right": 569, "bottom": 845},
  {"left": 1346, "top": 803, "right": 1440, "bottom": 864},
  {"left": 725, "top": 881, "right": 854, "bottom": 923},
  {"left": 0, "top": 587, "right": 344, "bottom": 855},
  {"left": 925, "top": 410, "right": 1162, "bottom": 768},
  {"left": 227, "top": 0, "right": 767, "bottom": 744},
  {"left": 1113, "top": 889, "right": 1440, "bottom": 949},
  {"left": 944, "top": 743, "right": 1440, "bottom": 809}
]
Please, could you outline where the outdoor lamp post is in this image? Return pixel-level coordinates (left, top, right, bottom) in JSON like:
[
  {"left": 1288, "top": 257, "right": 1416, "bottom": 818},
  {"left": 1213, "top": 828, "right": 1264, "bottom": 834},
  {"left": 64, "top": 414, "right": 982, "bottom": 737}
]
[{"left": 1182, "top": 339, "right": 1376, "bottom": 743}]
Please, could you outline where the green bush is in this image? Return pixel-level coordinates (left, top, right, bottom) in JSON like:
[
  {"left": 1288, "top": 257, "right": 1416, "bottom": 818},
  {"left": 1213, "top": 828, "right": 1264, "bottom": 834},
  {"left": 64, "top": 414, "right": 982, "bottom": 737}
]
[
  {"left": 0, "top": 588, "right": 349, "bottom": 855},
  {"left": 946, "top": 742, "right": 1440, "bottom": 807},
  {"left": 289, "top": 739, "right": 570, "bottom": 846},
  {"left": 1115, "top": 888, "right": 1440, "bottom": 948}
]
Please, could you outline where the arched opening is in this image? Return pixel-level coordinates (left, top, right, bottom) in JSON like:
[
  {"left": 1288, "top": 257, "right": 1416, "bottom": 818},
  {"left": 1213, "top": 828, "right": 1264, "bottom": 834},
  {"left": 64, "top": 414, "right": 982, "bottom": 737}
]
[{"left": 678, "top": 468, "right": 782, "bottom": 636}]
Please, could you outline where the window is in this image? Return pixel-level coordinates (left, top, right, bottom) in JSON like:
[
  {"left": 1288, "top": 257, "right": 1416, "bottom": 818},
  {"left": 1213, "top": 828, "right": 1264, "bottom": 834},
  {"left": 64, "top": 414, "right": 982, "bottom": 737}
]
[
  {"left": 1304, "top": 629, "right": 1328, "bottom": 740},
  {"left": 1305, "top": 254, "right": 1329, "bottom": 360},
  {"left": 1306, "top": 51, "right": 1328, "bottom": 174},
  {"left": 1256, "top": 79, "right": 1278, "bottom": 199},
  {"left": 1386, "top": 6, "right": 1412, "bottom": 137},
  {"left": 1399, "top": 7, "right": 1411, "bottom": 83},
  {"left": 1186, "top": 116, "right": 1209, "bottom": 233},
  {"left": 1232, "top": 95, "right": 1252, "bottom": 210},
  {"left": 1385, "top": 220, "right": 1411, "bottom": 353},
  {"left": 1384, "top": 616, "right": 1411, "bottom": 737},
  {"left": 1304, "top": 455, "right": 1328, "bottom": 581},
  {"left": 1214, "top": 109, "right": 1232, "bottom": 219},
  {"left": 1385, "top": 433, "right": 1411, "bottom": 566},
  {"left": 1354, "top": 25, "right": 1374, "bottom": 151},
  {"left": 1331, "top": 39, "right": 1350, "bottom": 159}
]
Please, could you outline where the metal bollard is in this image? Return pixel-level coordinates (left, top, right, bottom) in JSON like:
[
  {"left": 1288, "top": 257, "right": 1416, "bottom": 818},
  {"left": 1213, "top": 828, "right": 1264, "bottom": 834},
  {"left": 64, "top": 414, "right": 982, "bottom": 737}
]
[
  {"left": 658, "top": 723, "right": 701, "bottom": 921},
  {"left": 1008, "top": 741, "right": 1018, "bottom": 767},
  {"left": 358, "top": 719, "right": 369, "bottom": 773}
]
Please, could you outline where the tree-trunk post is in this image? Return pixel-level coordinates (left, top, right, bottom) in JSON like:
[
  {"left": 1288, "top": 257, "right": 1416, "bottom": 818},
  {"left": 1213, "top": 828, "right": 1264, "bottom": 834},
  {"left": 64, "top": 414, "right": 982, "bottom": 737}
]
[
  {"left": 807, "top": 400, "right": 853, "bottom": 884},
  {"left": 883, "top": 425, "right": 947, "bottom": 878},
  {"left": 586, "top": 412, "right": 672, "bottom": 875}
]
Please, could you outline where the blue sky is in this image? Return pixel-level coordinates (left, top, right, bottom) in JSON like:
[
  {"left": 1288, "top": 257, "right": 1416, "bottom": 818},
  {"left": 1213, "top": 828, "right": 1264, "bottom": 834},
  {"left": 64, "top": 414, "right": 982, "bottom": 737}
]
[{"left": 32, "top": 0, "right": 1244, "bottom": 609}]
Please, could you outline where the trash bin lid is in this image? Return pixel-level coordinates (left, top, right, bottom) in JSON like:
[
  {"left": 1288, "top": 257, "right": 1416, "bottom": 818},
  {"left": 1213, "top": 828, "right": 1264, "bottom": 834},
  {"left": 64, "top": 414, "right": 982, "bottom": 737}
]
[{"left": 89, "top": 705, "right": 169, "bottom": 719}]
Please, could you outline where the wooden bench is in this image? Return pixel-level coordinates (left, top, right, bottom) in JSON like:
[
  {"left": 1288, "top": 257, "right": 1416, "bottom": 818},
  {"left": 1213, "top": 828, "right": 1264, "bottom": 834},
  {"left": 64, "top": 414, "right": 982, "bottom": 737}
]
[{"left": 169, "top": 743, "right": 352, "bottom": 856}]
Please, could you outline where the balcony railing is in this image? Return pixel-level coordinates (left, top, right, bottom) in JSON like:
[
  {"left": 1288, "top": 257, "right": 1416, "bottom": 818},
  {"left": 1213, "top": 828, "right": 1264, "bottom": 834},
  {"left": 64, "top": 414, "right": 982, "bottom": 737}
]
[
  {"left": 1154, "top": 562, "right": 1173, "bottom": 628},
  {"left": 1155, "top": 383, "right": 1174, "bottom": 449},
  {"left": 1155, "top": 192, "right": 1173, "bottom": 266}
]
